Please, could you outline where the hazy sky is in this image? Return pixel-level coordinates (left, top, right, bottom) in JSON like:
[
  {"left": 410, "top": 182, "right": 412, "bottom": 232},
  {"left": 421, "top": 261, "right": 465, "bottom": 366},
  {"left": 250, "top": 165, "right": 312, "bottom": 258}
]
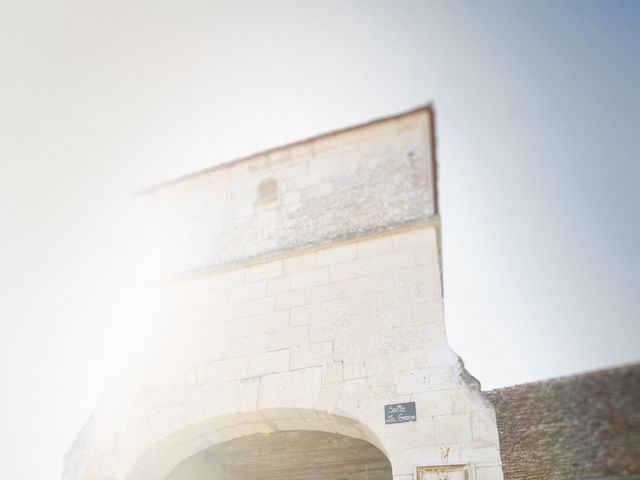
[{"left": 1, "top": 1, "right": 639, "bottom": 478}]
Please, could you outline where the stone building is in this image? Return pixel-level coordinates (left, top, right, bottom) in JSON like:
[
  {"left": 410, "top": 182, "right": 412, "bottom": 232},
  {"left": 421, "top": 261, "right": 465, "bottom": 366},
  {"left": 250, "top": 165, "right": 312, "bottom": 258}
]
[
  {"left": 63, "top": 106, "right": 640, "bottom": 480},
  {"left": 64, "top": 106, "right": 504, "bottom": 480}
]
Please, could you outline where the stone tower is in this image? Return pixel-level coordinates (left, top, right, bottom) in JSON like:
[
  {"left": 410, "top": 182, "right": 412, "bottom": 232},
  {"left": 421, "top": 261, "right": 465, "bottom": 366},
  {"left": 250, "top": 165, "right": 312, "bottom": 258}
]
[{"left": 65, "top": 106, "right": 504, "bottom": 480}]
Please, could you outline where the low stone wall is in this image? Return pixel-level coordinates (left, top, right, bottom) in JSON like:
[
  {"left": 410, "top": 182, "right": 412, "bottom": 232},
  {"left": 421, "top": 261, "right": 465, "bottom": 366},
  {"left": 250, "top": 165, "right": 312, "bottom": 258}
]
[{"left": 487, "top": 364, "right": 640, "bottom": 480}]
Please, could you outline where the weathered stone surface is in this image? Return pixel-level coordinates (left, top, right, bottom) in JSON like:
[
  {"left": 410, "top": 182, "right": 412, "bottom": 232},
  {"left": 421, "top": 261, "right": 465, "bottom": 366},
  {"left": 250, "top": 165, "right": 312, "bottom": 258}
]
[
  {"left": 487, "top": 364, "right": 640, "bottom": 480},
  {"left": 143, "top": 108, "right": 437, "bottom": 278},
  {"left": 166, "top": 430, "right": 392, "bottom": 480},
  {"left": 63, "top": 106, "right": 505, "bottom": 480}
]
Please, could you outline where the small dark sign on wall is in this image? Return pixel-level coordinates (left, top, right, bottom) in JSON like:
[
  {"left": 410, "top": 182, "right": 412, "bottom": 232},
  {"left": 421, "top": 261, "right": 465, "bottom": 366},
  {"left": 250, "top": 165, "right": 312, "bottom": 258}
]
[{"left": 384, "top": 402, "right": 417, "bottom": 424}]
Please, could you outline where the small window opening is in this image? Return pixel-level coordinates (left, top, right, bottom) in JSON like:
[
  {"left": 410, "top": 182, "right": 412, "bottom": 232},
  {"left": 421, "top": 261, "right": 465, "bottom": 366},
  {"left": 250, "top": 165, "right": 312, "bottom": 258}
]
[{"left": 256, "top": 177, "right": 278, "bottom": 205}]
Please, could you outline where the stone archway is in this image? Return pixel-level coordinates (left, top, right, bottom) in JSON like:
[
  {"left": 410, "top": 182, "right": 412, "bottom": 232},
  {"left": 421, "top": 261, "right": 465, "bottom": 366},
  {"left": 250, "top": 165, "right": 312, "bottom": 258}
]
[
  {"left": 166, "top": 430, "right": 392, "bottom": 480},
  {"left": 125, "top": 408, "right": 391, "bottom": 480}
]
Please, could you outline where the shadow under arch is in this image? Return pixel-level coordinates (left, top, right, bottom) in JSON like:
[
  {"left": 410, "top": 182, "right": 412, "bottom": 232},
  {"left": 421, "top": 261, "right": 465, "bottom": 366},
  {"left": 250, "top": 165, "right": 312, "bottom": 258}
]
[
  {"left": 126, "top": 408, "right": 390, "bottom": 480},
  {"left": 167, "top": 430, "right": 392, "bottom": 480}
]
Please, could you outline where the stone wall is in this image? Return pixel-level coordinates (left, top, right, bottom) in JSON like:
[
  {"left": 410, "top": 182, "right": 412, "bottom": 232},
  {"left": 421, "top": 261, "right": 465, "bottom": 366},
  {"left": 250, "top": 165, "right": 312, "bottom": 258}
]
[
  {"left": 487, "top": 364, "right": 640, "bottom": 480},
  {"left": 89, "top": 226, "right": 502, "bottom": 480},
  {"left": 142, "top": 107, "right": 436, "bottom": 277}
]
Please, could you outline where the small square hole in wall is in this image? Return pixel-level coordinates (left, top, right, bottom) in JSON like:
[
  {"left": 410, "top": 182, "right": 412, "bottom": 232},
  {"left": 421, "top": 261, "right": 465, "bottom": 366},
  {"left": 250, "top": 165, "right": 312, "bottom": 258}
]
[{"left": 256, "top": 177, "right": 278, "bottom": 205}]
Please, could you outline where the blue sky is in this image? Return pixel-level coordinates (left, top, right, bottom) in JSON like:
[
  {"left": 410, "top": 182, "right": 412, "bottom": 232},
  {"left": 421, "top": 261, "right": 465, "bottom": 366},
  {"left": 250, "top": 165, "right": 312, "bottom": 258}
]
[{"left": 0, "top": 1, "right": 638, "bottom": 478}]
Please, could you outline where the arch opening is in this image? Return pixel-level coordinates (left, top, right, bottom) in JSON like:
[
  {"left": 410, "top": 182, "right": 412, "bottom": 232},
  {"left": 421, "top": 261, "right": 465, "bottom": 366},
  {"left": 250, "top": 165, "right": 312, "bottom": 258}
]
[
  {"left": 166, "top": 430, "right": 392, "bottom": 480},
  {"left": 125, "top": 408, "right": 391, "bottom": 480}
]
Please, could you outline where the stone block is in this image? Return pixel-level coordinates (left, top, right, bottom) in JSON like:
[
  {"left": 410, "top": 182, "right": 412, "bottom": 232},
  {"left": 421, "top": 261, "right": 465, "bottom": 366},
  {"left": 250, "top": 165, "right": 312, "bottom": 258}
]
[
  {"left": 343, "top": 361, "right": 367, "bottom": 380},
  {"left": 180, "top": 309, "right": 210, "bottom": 328},
  {"left": 335, "top": 273, "right": 399, "bottom": 304},
  {"left": 269, "top": 325, "right": 308, "bottom": 351},
  {"left": 209, "top": 269, "right": 245, "bottom": 289},
  {"left": 283, "top": 253, "right": 316, "bottom": 274},
  {"left": 434, "top": 413, "right": 473, "bottom": 444},
  {"left": 471, "top": 410, "right": 499, "bottom": 442},
  {"left": 275, "top": 289, "right": 306, "bottom": 310},
  {"left": 393, "top": 265, "right": 440, "bottom": 288},
  {"left": 229, "top": 333, "right": 269, "bottom": 358},
  {"left": 451, "top": 389, "right": 477, "bottom": 414},
  {"left": 418, "top": 278, "right": 443, "bottom": 302},
  {"left": 334, "top": 379, "right": 381, "bottom": 426},
  {"left": 321, "top": 362, "right": 344, "bottom": 384},
  {"left": 226, "top": 280, "right": 266, "bottom": 303},
  {"left": 475, "top": 465, "right": 504, "bottom": 480},
  {"left": 315, "top": 243, "right": 357, "bottom": 266},
  {"left": 207, "top": 357, "right": 250, "bottom": 383},
  {"left": 356, "top": 235, "right": 394, "bottom": 258},
  {"left": 388, "top": 348, "right": 429, "bottom": 372},
  {"left": 334, "top": 334, "right": 380, "bottom": 361},
  {"left": 210, "top": 302, "right": 241, "bottom": 323},
  {"left": 330, "top": 258, "right": 371, "bottom": 282},
  {"left": 247, "top": 349, "right": 290, "bottom": 377},
  {"left": 396, "top": 369, "right": 430, "bottom": 395},
  {"left": 290, "top": 341, "right": 333, "bottom": 369},
  {"left": 308, "top": 313, "right": 366, "bottom": 343},
  {"left": 429, "top": 367, "right": 457, "bottom": 390},
  {"left": 414, "top": 390, "right": 454, "bottom": 416},
  {"left": 383, "top": 417, "right": 436, "bottom": 455},
  {"left": 240, "top": 297, "right": 275, "bottom": 317},
  {"left": 381, "top": 323, "right": 447, "bottom": 353},
  {"left": 369, "top": 250, "right": 416, "bottom": 274},
  {"left": 289, "top": 303, "right": 316, "bottom": 326},
  {"left": 237, "top": 310, "right": 289, "bottom": 335},
  {"left": 415, "top": 243, "right": 440, "bottom": 265},
  {"left": 290, "top": 267, "right": 331, "bottom": 290},
  {"left": 266, "top": 275, "right": 290, "bottom": 295},
  {"left": 244, "top": 260, "right": 283, "bottom": 282},
  {"left": 314, "top": 380, "right": 345, "bottom": 412},
  {"left": 258, "top": 367, "right": 322, "bottom": 410},
  {"left": 392, "top": 228, "right": 436, "bottom": 250}
]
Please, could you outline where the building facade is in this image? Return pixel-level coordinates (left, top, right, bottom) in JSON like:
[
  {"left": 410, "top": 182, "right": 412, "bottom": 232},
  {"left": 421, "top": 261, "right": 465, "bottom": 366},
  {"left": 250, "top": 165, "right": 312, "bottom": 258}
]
[{"left": 65, "top": 106, "right": 505, "bottom": 480}]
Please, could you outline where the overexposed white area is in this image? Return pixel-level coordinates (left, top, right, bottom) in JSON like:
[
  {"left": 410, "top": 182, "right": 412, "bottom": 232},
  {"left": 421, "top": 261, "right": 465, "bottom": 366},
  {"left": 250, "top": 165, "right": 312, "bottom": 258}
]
[{"left": 0, "top": 1, "right": 638, "bottom": 479}]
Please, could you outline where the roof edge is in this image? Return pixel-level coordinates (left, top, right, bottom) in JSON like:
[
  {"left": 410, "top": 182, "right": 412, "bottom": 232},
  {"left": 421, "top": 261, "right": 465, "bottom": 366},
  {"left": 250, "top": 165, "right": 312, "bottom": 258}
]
[
  {"left": 136, "top": 103, "right": 434, "bottom": 195},
  {"left": 486, "top": 361, "right": 640, "bottom": 393}
]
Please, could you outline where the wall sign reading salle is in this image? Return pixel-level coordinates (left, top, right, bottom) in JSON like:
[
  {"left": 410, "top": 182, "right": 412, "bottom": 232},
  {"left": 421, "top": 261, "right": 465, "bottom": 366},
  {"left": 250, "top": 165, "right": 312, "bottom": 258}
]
[{"left": 384, "top": 402, "right": 417, "bottom": 424}]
